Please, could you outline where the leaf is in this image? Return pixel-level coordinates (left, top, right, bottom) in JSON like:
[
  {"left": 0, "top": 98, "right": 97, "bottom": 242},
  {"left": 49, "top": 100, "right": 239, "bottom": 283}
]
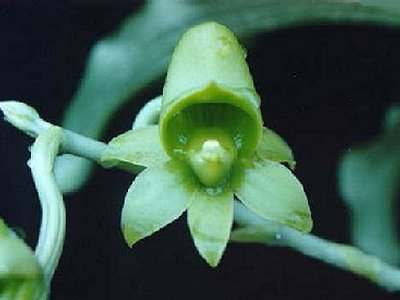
[
  {"left": 187, "top": 188, "right": 234, "bottom": 267},
  {"left": 234, "top": 160, "right": 312, "bottom": 232},
  {"left": 256, "top": 127, "right": 295, "bottom": 169},
  {"left": 101, "top": 125, "right": 169, "bottom": 172},
  {"left": 361, "top": 0, "right": 400, "bottom": 14},
  {"left": 338, "top": 104, "right": 400, "bottom": 264},
  {"left": 121, "top": 161, "right": 195, "bottom": 246},
  {"left": 57, "top": 0, "right": 400, "bottom": 193}
]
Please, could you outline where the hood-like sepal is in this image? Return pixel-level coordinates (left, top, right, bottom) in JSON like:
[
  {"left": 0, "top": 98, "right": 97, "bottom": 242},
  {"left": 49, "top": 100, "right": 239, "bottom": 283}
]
[{"left": 160, "top": 22, "right": 263, "bottom": 166}]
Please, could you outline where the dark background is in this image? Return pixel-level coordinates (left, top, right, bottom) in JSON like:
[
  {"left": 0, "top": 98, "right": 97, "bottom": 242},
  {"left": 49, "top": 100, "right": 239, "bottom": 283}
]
[{"left": 0, "top": 1, "right": 399, "bottom": 299}]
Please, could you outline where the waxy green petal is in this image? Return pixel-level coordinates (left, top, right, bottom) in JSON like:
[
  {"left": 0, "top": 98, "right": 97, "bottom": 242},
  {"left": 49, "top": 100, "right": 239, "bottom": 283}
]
[
  {"left": 162, "top": 22, "right": 259, "bottom": 110},
  {"left": 121, "top": 162, "right": 195, "bottom": 246},
  {"left": 234, "top": 160, "right": 312, "bottom": 232},
  {"left": 101, "top": 125, "right": 168, "bottom": 172},
  {"left": 187, "top": 188, "right": 234, "bottom": 267},
  {"left": 256, "top": 127, "right": 295, "bottom": 169}
]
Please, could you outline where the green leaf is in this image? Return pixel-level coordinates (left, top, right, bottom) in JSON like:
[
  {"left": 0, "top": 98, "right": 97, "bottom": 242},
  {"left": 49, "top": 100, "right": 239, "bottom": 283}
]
[
  {"left": 187, "top": 188, "right": 233, "bottom": 267},
  {"left": 256, "top": 127, "right": 295, "bottom": 169},
  {"left": 338, "top": 104, "right": 400, "bottom": 264},
  {"left": 362, "top": 0, "right": 400, "bottom": 14},
  {"left": 121, "top": 161, "right": 195, "bottom": 246},
  {"left": 57, "top": 0, "right": 400, "bottom": 193},
  {"left": 234, "top": 160, "right": 312, "bottom": 232},
  {"left": 101, "top": 125, "right": 169, "bottom": 173}
]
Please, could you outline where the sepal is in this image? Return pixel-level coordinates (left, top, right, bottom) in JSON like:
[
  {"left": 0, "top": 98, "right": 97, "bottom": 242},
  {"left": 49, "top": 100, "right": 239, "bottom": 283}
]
[{"left": 101, "top": 125, "right": 169, "bottom": 173}]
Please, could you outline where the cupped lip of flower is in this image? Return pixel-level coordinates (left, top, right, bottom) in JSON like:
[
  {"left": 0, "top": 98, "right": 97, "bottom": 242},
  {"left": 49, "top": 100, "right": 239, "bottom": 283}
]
[{"left": 159, "top": 82, "right": 263, "bottom": 159}]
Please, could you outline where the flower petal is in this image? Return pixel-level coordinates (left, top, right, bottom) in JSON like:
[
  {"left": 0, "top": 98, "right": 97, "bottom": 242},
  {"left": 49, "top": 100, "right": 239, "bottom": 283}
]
[
  {"left": 234, "top": 160, "right": 312, "bottom": 232},
  {"left": 255, "top": 127, "right": 295, "bottom": 169},
  {"left": 187, "top": 188, "right": 234, "bottom": 267},
  {"left": 101, "top": 125, "right": 169, "bottom": 172},
  {"left": 121, "top": 161, "right": 195, "bottom": 246}
]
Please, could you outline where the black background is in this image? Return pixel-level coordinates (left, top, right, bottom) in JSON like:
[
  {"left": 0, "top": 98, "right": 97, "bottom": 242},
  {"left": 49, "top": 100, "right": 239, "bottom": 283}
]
[{"left": 0, "top": 1, "right": 400, "bottom": 299}]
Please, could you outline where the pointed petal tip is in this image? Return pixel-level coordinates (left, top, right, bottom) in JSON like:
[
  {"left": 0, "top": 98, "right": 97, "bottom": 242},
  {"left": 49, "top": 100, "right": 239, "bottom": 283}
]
[
  {"left": 126, "top": 240, "right": 135, "bottom": 248},
  {"left": 286, "top": 210, "right": 313, "bottom": 233},
  {"left": 189, "top": 228, "right": 226, "bottom": 268},
  {"left": 122, "top": 226, "right": 139, "bottom": 248},
  {"left": 120, "top": 162, "right": 192, "bottom": 251},
  {"left": 187, "top": 189, "right": 233, "bottom": 268},
  {"left": 304, "top": 218, "right": 313, "bottom": 233},
  {"left": 124, "top": 234, "right": 137, "bottom": 248},
  {"left": 200, "top": 250, "right": 222, "bottom": 268},
  {"left": 208, "top": 260, "right": 219, "bottom": 268},
  {"left": 121, "top": 218, "right": 148, "bottom": 248},
  {"left": 191, "top": 234, "right": 226, "bottom": 268}
]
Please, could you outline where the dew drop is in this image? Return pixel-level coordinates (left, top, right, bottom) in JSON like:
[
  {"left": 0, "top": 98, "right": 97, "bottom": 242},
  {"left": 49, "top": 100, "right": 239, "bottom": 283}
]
[
  {"left": 289, "top": 215, "right": 302, "bottom": 224},
  {"left": 178, "top": 134, "right": 187, "bottom": 145},
  {"left": 233, "top": 133, "right": 243, "bottom": 149},
  {"left": 217, "top": 35, "right": 230, "bottom": 56},
  {"left": 205, "top": 186, "right": 223, "bottom": 196},
  {"left": 173, "top": 148, "right": 186, "bottom": 157}
]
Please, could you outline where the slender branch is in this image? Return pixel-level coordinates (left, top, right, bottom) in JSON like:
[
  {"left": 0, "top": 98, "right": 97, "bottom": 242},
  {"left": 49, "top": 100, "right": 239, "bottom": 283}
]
[
  {"left": 29, "top": 126, "right": 65, "bottom": 299},
  {"left": 60, "top": 129, "right": 107, "bottom": 163},
  {"left": 0, "top": 101, "right": 107, "bottom": 163},
  {"left": 3, "top": 100, "right": 400, "bottom": 291},
  {"left": 232, "top": 201, "right": 400, "bottom": 291}
]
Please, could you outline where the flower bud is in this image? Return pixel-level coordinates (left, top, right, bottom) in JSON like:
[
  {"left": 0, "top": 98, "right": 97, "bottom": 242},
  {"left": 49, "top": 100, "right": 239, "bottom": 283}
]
[{"left": 0, "top": 218, "right": 45, "bottom": 299}]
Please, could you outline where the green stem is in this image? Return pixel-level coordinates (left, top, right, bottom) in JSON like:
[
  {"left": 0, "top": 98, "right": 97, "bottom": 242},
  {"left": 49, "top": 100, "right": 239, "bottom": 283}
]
[
  {"left": 3, "top": 100, "right": 400, "bottom": 291},
  {"left": 0, "top": 101, "right": 106, "bottom": 297},
  {"left": 232, "top": 201, "right": 400, "bottom": 291},
  {"left": 59, "top": 129, "right": 107, "bottom": 162},
  {"left": 0, "top": 101, "right": 107, "bottom": 163}
]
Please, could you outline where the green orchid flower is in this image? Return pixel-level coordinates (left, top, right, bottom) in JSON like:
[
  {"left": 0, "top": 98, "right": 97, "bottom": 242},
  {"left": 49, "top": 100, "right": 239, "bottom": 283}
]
[
  {"left": 0, "top": 218, "right": 45, "bottom": 299},
  {"left": 101, "top": 22, "right": 312, "bottom": 267}
]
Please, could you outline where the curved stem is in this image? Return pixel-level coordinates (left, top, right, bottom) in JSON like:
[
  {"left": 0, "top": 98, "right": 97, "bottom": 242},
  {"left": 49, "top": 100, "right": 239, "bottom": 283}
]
[
  {"left": 29, "top": 126, "right": 65, "bottom": 288},
  {"left": 132, "top": 96, "right": 162, "bottom": 129}
]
